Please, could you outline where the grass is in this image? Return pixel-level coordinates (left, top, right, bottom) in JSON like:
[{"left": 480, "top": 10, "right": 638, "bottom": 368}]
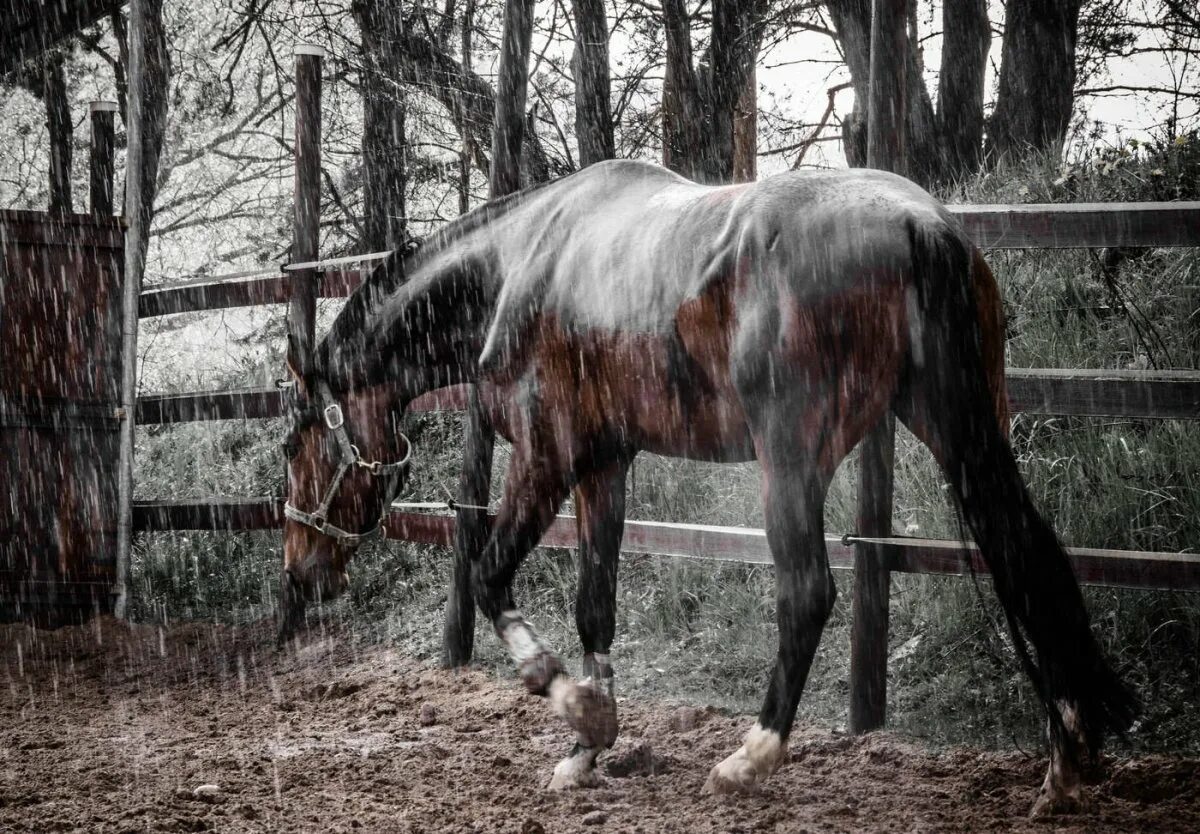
[{"left": 127, "top": 146, "right": 1200, "bottom": 758}]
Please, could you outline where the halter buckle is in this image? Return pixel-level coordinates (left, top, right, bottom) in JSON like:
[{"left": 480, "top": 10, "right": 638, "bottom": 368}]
[{"left": 323, "top": 403, "right": 345, "bottom": 429}]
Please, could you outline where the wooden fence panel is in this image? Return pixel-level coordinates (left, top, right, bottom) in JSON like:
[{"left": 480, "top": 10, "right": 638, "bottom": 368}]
[
  {"left": 135, "top": 371, "right": 1200, "bottom": 426},
  {"left": 949, "top": 202, "right": 1200, "bottom": 249},
  {"left": 130, "top": 498, "right": 1200, "bottom": 592}
]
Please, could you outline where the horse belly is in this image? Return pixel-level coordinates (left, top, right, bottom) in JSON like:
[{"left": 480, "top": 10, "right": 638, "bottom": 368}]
[{"left": 509, "top": 323, "right": 754, "bottom": 463}]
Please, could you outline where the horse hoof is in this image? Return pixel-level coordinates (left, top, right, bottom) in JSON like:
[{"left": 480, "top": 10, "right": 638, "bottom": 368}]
[
  {"left": 1029, "top": 789, "right": 1082, "bottom": 818},
  {"left": 548, "top": 677, "right": 619, "bottom": 749},
  {"left": 703, "top": 750, "right": 761, "bottom": 795},
  {"left": 703, "top": 724, "right": 786, "bottom": 796},
  {"left": 548, "top": 754, "right": 603, "bottom": 791}
]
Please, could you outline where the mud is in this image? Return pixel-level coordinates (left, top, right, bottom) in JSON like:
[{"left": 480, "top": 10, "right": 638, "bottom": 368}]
[{"left": 2, "top": 617, "right": 1197, "bottom": 833}]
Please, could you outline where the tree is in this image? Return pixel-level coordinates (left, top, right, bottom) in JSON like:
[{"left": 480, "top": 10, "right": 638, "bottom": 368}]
[
  {"left": 386, "top": 17, "right": 552, "bottom": 186},
  {"left": 354, "top": 0, "right": 409, "bottom": 251},
  {"left": 661, "top": 0, "right": 767, "bottom": 184},
  {"left": 19, "top": 50, "right": 74, "bottom": 212},
  {"left": 571, "top": 0, "right": 614, "bottom": 166},
  {"left": 114, "top": 0, "right": 170, "bottom": 266},
  {"left": 988, "top": 0, "right": 1084, "bottom": 163},
  {"left": 823, "top": 0, "right": 941, "bottom": 184},
  {"left": 825, "top": 0, "right": 1083, "bottom": 183}
]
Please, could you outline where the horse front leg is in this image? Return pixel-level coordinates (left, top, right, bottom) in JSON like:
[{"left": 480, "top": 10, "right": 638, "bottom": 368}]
[
  {"left": 550, "top": 461, "right": 628, "bottom": 790},
  {"left": 471, "top": 445, "right": 619, "bottom": 754}
]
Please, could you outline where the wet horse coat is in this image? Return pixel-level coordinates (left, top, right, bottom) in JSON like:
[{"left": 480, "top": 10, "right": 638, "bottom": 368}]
[{"left": 281, "top": 160, "right": 1135, "bottom": 811}]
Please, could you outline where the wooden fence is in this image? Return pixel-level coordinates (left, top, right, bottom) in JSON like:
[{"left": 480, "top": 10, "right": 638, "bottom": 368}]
[{"left": 120, "top": 47, "right": 1200, "bottom": 730}]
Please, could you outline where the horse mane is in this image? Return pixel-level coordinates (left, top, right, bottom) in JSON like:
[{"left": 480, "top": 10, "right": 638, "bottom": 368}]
[{"left": 315, "top": 176, "right": 559, "bottom": 376}]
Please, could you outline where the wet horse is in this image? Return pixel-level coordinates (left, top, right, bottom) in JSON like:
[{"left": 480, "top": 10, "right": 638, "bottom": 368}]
[{"left": 278, "top": 160, "right": 1136, "bottom": 813}]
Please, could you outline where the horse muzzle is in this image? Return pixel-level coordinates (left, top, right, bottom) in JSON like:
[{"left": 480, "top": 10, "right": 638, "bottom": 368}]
[{"left": 276, "top": 565, "right": 349, "bottom": 644}]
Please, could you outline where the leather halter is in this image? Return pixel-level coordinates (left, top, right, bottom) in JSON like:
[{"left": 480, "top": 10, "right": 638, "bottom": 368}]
[{"left": 283, "top": 380, "right": 412, "bottom": 548}]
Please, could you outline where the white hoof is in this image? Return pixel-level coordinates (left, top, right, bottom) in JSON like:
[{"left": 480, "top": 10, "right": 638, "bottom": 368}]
[
  {"left": 548, "top": 677, "right": 619, "bottom": 749},
  {"left": 548, "top": 749, "right": 603, "bottom": 791},
  {"left": 703, "top": 723, "right": 786, "bottom": 795}
]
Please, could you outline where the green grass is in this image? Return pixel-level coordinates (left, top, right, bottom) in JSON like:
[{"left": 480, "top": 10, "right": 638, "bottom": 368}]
[{"left": 128, "top": 147, "right": 1200, "bottom": 757}]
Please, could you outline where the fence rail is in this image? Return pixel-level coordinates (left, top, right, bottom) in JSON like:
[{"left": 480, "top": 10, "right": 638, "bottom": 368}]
[
  {"left": 130, "top": 497, "right": 1200, "bottom": 593},
  {"left": 135, "top": 368, "right": 1200, "bottom": 426},
  {"left": 135, "top": 202, "right": 1200, "bottom": 321}
]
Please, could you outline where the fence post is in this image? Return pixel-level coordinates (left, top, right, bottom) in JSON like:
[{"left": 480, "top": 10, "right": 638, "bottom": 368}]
[
  {"left": 288, "top": 44, "right": 324, "bottom": 369},
  {"left": 848, "top": 0, "right": 908, "bottom": 735},
  {"left": 89, "top": 101, "right": 117, "bottom": 217},
  {"left": 443, "top": 0, "right": 535, "bottom": 666},
  {"left": 113, "top": 0, "right": 148, "bottom": 620}
]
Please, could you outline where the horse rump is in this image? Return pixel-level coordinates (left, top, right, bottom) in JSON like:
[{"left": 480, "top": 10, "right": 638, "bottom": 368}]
[{"left": 895, "top": 218, "right": 1139, "bottom": 761}]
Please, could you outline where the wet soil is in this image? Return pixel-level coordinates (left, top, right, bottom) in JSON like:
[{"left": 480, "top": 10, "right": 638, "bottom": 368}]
[{"left": 2, "top": 617, "right": 1197, "bottom": 833}]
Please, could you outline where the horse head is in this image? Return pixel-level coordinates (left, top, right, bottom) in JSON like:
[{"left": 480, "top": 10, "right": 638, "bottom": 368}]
[{"left": 277, "top": 349, "right": 412, "bottom": 644}]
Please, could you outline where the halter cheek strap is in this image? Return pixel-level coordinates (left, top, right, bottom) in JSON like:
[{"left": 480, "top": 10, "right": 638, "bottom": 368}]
[{"left": 284, "top": 381, "right": 412, "bottom": 548}]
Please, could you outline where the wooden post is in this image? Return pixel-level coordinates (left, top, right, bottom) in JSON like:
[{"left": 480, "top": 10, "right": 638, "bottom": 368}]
[
  {"left": 89, "top": 101, "right": 117, "bottom": 217},
  {"left": 113, "top": 0, "right": 147, "bottom": 619},
  {"left": 848, "top": 0, "right": 908, "bottom": 735},
  {"left": 288, "top": 44, "right": 324, "bottom": 370},
  {"left": 443, "top": 0, "right": 535, "bottom": 666}
]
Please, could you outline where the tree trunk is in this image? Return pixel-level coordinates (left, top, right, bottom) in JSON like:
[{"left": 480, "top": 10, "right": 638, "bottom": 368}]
[
  {"left": 732, "top": 65, "right": 757, "bottom": 183},
  {"left": 988, "top": 0, "right": 1083, "bottom": 163},
  {"left": 42, "top": 52, "right": 73, "bottom": 214},
  {"left": 355, "top": 0, "right": 408, "bottom": 251},
  {"left": 458, "top": 0, "right": 476, "bottom": 215},
  {"left": 824, "top": 0, "right": 940, "bottom": 185},
  {"left": 661, "top": 0, "right": 764, "bottom": 184},
  {"left": 113, "top": 0, "right": 169, "bottom": 265},
  {"left": 490, "top": 0, "right": 537, "bottom": 197},
  {"left": 937, "top": 0, "right": 990, "bottom": 180},
  {"left": 570, "top": 0, "right": 614, "bottom": 167}
]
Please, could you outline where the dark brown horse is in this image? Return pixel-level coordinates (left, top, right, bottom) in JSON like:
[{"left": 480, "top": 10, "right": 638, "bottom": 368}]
[{"left": 279, "top": 160, "right": 1136, "bottom": 813}]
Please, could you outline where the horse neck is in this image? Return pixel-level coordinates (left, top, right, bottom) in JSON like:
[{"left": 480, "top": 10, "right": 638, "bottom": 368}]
[
  {"left": 323, "top": 231, "right": 503, "bottom": 405},
  {"left": 322, "top": 180, "right": 561, "bottom": 402}
]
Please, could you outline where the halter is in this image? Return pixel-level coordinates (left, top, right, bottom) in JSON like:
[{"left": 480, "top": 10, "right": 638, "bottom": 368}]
[{"left": 283, "top": 380, "right": 412, "bottom": 548}]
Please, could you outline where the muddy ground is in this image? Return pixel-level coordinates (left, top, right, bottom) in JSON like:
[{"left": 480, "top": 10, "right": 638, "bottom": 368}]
[{"left": 1, "top": 617, "right": 1196, "bottom": 833}]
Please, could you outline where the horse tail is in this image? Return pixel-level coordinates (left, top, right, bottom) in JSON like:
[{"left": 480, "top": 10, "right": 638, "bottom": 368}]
[{"left": 896, "top": 217, "right": 1139, "bottom": 760}]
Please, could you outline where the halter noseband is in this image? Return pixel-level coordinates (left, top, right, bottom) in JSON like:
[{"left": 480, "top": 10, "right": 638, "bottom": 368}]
[{"left": 283, "top": 380, "right": 412, "bottom": 548}]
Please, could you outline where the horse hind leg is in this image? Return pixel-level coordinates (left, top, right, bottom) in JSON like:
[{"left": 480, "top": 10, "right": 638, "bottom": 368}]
[
  {"left": 707, "top": 319, "right": 901, "bottom": 794},
  {"left": 894, "top": 234, "right": 1136, "bottom": 816},
  {"left": 549, "top": 462, "right": 627, "bottom": 790}
]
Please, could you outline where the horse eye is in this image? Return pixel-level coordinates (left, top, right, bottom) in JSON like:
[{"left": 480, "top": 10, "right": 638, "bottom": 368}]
[{"left": 282, "top": 437, "right": 300, "bottom": 460}]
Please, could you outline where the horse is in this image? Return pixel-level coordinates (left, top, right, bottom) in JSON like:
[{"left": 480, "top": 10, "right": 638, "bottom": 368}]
[{"left": 278, "top": 159, "right": 1137, "bottom": 814}]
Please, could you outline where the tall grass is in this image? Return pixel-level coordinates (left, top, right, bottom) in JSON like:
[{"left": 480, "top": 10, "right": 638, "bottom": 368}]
[{"left": 129, "top": 144, "right": 1200, "bottom": 755}]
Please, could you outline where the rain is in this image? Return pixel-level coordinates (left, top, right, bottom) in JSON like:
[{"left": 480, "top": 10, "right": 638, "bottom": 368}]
[{"left": 2, "top": 1, "right": 1200, "bottom": 831}]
